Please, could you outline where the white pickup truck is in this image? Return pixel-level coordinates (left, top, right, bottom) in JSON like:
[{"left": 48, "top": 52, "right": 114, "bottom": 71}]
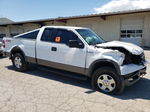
[{"left": 2, "top": 26, "right": 147, "bottom": 94}]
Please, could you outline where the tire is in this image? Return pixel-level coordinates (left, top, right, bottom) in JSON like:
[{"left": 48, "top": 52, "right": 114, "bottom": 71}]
[
  {"left": 12, "top": 53, "right": 28, "bottom": 72},
  {"left": 91, "top": 67, "right": 124, "bottom": 94}
]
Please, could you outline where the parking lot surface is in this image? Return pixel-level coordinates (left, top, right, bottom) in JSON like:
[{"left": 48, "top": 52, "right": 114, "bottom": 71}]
[{"left": 0, "top": 50, "right": 150, "bottom": 112}]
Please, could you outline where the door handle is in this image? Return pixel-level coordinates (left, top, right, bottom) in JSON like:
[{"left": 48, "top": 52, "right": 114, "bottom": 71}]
[{"left": 51, "top": 47, "right": 57, "bottom": 51}]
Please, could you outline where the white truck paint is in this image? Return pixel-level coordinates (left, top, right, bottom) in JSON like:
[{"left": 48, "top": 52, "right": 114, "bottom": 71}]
[
  {"left": 97, "top": 41, "right": 143, "bottom": 55},
  {"left": 2, "top": 26, "right": 147, "bottom": 94}
]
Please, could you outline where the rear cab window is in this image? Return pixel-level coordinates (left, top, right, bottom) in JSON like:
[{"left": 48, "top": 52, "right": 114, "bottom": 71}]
[{"left": 16, "top": 30, "right": 39, "bottom": 40}]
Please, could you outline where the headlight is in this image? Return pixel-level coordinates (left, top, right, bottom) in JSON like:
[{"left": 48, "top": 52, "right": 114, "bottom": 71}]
[
  {"left": 141, "top": 53, "right": 145, "bottom": 62},
  {"left": 112, "top": 52, "right": 125, "bottom": 66},
  {"left": 118, "top": 53, "right": 125, "bottom": 65}
]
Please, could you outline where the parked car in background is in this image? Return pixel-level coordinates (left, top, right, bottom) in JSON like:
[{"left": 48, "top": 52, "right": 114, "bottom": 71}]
[
  {"left": 2, "top": 26, "right": 147, "bottom": 94},
  {"left": 0, "top": 40, "right": 3, "bottom": 56}
]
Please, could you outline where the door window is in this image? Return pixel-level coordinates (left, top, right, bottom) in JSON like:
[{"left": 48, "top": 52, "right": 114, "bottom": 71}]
[
  {"left": 41, "top": 28, "right": 54, "bottom": 41},
  {"left": 41, "top": 28, "right": 83, "bottom": 45},
  {"left": 52, "top": 29, "right": 79, "bottom": 45}
]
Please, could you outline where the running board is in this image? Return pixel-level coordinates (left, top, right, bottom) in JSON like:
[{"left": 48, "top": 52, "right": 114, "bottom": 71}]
[{"left": 37, "top": 66, "right": 88, "bottom": 80}]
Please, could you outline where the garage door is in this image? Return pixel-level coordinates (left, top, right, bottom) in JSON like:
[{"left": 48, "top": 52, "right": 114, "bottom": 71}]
[{"left": 120, "top": 16, "right": 144, "bottom": 46}]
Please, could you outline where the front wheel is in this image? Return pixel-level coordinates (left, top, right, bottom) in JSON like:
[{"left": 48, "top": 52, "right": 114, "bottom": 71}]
[
  {"left": 91, "top": 67, "right": 124, "bottom": 94},
  {"left": 12, "top": 53, "right": 28, "bottom": 72}
]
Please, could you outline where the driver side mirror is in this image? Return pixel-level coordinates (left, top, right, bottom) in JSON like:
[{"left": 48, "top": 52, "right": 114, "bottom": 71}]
[{"left": 68, "top": 40, "right": 84, "bottom": 49}]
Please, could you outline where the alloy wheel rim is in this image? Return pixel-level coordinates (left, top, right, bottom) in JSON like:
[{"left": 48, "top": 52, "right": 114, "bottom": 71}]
[
  {"left": 97, "top": 74, "right": 116, "bottom": 92},
  {"left": 14, "top": 56, "right": 22, "bottom": 68}
]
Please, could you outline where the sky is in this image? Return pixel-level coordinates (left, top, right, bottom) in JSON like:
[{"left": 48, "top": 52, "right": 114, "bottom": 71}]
[{"left": 0, "top": 0, "right": 150, "bottom": 22}]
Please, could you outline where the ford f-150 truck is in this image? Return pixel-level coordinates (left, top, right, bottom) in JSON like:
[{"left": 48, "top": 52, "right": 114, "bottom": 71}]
[{"left": 2, "top": 26, "right": 147, "bottom": 94}]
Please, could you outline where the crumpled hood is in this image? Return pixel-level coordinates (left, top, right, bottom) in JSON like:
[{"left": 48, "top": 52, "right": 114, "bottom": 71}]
[{"left": 97, "top": 41, "right": 143, "bottom": 55}]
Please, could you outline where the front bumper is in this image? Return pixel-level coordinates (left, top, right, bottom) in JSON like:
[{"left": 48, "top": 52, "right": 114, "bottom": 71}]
[
  {"left": 120, "top": 61, "right": 147, "bottom": 75},
  {"left": 120, "top": 61, "right": 147, "bottom": 86},
  {"left": 123, "top": 67, "right": 146, "bottom": 86}
]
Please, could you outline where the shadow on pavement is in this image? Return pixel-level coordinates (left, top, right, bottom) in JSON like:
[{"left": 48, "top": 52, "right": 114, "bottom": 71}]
[
  {"left": 6, "top": 65, "right": 150, "bottom": 100},
  {"left": 6, "top": 65, "right": 92, "bottom": 90},
  {"left": 112, "top": 78, "right": 150, "bottom": 100},
  {"left": 0, "top": 56, "right": 6, "bottom": 59}
]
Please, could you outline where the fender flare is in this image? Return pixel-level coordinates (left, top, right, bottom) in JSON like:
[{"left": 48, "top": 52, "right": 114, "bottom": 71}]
[
  {"left": 10, "top": 46, "right": 27, "bottom": 61},
  {"left": 86, "top": 59, "right": 121, "bottom": 77}
]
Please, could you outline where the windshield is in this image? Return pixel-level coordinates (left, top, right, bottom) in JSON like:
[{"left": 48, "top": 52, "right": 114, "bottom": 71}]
[{"left": 76, "top": 29, "right": 105, "bottom": 45}]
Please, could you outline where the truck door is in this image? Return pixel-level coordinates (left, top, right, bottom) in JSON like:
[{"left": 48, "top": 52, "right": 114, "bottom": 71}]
[{"left": 36, "top": 28, "right": 86, "bottom": 74}]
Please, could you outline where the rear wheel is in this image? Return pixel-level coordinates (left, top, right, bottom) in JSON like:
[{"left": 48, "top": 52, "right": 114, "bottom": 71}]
[
  {"left": 91, "top": 67, "right": 124, "bottom": 94},
  {"left": 12, "top": 53, "right": 28, "bottom": 72}
]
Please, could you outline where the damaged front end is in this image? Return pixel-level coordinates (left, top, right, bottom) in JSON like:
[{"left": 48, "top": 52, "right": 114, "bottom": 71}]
[
  {"left": 96, "top": 41, "right": 147, "bottom": 86},
  {"left": 100, "top": 47, "right": 146, "bottom": 66},
  {"left": 96, "top": 41, "right": 146, "bottom": 66},
  {"left": 123, "top": 67, "right": 146, "bottom": 86},
  {"left": 101, "top": 46, "right": 147, "bottom": 86}
]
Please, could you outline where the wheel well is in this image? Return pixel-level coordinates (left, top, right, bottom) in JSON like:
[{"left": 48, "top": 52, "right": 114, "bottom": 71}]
[
  {"left": 89, "top": 61, "right": 120, "bottom": 77},
  {"left": 11, "top": 47, "right": 25, "bottom": 59}
]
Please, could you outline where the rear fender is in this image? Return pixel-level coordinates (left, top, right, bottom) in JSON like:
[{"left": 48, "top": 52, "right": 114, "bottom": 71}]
[{"left": 10, "top": 46, "right": 27, "bottom": 61}]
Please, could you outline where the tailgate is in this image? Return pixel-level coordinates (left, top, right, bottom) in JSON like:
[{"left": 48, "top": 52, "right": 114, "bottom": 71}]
[{"left": 2, "top": 37, "right": 13, "bottom": 52}]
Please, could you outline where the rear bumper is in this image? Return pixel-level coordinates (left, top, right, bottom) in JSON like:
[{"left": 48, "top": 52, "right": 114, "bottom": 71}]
[{"left": 123, "top": 67, "right": 146, "bottom": 86}]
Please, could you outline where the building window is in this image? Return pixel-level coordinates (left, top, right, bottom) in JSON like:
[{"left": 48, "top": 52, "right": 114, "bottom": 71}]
[
  {"left": 0, "top": 34, "right": 6, "bottom": 38},
  {"left": 10, "top": 34, "right": 19, "bottom": 37},
  {"left": 120, "top": 30, "right": 143, "bottom": 38}
]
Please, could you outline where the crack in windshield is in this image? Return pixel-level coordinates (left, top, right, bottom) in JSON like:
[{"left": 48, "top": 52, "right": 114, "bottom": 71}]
[{"left": 76, "top": 29, "right": 105, "bottom": 45}]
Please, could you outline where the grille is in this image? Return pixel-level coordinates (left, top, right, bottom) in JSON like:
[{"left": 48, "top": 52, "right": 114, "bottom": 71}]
[
  {"left": 132, "top": 54, "right": 145, "bottom": 64},
  {"left": 123, "top": 52, "right": 145, "bottom": 65}
]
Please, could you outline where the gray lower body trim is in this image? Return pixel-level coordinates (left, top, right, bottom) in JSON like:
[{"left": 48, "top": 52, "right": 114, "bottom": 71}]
[
  {"left": 26, "top": 57, "right": 87, "bottom": 75},
  {"left": 26, "top": 56, "right": 37, "bottom": 64},
  {"left": 37, "top": 59, "right": 86, "bottom": 75}
]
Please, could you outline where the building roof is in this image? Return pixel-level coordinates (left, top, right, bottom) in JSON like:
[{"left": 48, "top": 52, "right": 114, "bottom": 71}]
[
  {"left": 42, "top": 26, "right": 87, "bottom": 29},
  {"left": 0, "top": 18, "right": 14, "bottom": 25},
  {"left": 0, "top": 8, "right": 150, "bottom": 26}
]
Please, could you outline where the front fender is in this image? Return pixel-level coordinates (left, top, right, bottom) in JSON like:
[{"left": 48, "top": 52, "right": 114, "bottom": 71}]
[{"left": 86, "top": 59, "right": 121, "bottom": 77}]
